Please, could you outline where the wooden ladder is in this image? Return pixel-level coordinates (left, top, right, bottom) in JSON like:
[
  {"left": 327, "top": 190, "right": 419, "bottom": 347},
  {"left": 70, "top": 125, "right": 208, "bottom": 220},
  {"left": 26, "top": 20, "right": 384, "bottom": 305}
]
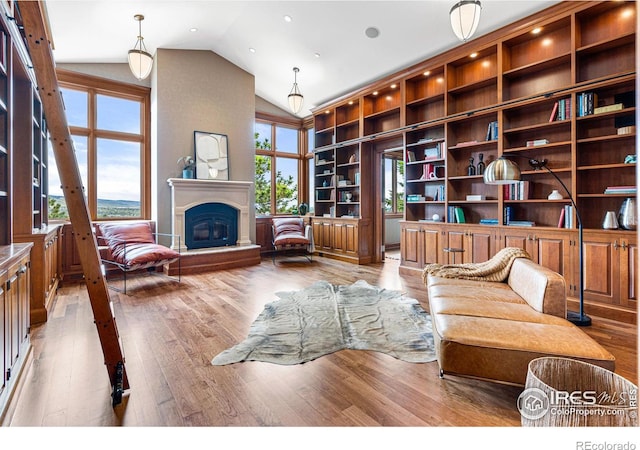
[{"left": 18, "top": 1, "right": 129, "bottom": 406}]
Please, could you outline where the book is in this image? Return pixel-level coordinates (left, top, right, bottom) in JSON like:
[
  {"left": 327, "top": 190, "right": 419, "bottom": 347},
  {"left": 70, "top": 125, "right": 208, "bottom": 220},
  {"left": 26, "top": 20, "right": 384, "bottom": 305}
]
[
  {"left": 466, "top": 194, "right": 485, "bottom": 201},
  {"left": 548, "top": 101, "right": 558, "bottom": 122},
  {"left": 526, "top": 139, "right": 549, "bottom": 147},
  {"left": 508, "top": 220, "right": 535, "bottom": 227},
  {"left": 407, "top": 151, "right": 416, "bottom": 162},
  {"left": 594, "top": 103, "right": 623, "bottom": 115},
  {"left": 454, "top": 206, "right": 466, "bottom": 224},
  {"left": 557, "top": 207, "right": 565, "bottom": 228}
]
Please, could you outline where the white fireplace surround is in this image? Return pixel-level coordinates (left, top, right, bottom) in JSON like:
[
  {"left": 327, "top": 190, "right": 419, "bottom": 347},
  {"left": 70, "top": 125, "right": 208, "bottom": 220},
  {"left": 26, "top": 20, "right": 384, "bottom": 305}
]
[{"left": 167, "top": 178, "right": 253, "bottom": 251}]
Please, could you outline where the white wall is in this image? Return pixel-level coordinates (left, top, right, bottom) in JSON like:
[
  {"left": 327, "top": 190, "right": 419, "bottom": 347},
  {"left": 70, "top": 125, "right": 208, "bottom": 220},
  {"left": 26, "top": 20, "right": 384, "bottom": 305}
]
[{"left": 385, "top": 216, "right": 401, "bottom": 247}]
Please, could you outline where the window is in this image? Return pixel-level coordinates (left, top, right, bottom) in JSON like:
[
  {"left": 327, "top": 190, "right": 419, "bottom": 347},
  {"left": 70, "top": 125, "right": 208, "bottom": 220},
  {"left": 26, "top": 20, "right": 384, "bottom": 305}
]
[
  {"left": 49, "top": 71, "right": 150, "bottom": 220},
  {"left": 255, "top": 119, "right": 306, "bottom": 215},
  {"left": 384, "top": 155, "right": 404, "bottom": 214}
]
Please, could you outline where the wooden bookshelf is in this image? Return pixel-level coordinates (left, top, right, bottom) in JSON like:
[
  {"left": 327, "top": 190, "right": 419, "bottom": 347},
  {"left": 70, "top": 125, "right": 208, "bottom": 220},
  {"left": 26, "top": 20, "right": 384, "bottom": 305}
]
[{"left": 311, "top": 1, "right": 637, "bottom": 322}]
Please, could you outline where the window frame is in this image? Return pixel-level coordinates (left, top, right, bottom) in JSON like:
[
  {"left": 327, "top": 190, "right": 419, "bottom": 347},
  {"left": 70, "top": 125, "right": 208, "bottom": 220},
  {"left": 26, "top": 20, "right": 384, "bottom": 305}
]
[
  {"left": 56, "top": 69, "right": 151, "bottom": 220},
  {"left": 255, "top": 113, "right": 310, "bottom": 215}
]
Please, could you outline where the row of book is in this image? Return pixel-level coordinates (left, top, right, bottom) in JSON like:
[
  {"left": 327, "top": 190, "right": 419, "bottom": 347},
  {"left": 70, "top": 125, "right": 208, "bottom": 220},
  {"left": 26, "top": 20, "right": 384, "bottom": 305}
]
[
  {"left": 502, "top": 207, "right": 535, "bottom": 226},
  {"left": 447, "top": 206, "right": 466, "bottom": 223},
  {"left": 577, "top": 92, "right": 597, "bottom": 117},
  {"left": 548, "top": 98, "right": 572, "bottom": 122},
  {"left": 486, "top": 121, "right": 499, "bottom": 141},
  {"left": 503, "top": 181, "right": 531, "bottom": 200},
  {"left": 604, "top": 185, "right": 637, "bottom": 195},
  {"left": 558, "top": 205, "right": 575, "bottom": 229}
]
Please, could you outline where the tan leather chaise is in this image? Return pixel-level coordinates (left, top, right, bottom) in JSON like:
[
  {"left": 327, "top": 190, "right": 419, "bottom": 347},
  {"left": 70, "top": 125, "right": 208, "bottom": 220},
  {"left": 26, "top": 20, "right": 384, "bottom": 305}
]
[{"left": 425, "top": 254, "right": 615, "bottom": 386}]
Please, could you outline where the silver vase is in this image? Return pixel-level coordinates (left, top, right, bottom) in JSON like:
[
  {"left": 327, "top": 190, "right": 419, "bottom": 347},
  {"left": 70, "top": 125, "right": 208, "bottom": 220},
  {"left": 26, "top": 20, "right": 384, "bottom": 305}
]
[
  {"left": 618, "top": 198, "right": 637, "bottom": 230},
  {"left": 602, "top": 211, "right": 619, "bottom": 230}
]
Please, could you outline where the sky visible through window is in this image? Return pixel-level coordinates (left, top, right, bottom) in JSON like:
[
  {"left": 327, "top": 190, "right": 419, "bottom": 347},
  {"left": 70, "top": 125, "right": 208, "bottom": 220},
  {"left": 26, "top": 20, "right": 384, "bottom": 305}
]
[{"left": 49, "top": 88, "right": 143, "bottom": 216}]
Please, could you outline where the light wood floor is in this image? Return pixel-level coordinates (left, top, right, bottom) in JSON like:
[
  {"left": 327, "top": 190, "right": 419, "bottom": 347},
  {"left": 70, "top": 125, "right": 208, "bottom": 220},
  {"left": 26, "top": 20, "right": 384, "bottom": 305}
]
[{"left": 5, "top": 253, "right": 638, "bottom": 427}]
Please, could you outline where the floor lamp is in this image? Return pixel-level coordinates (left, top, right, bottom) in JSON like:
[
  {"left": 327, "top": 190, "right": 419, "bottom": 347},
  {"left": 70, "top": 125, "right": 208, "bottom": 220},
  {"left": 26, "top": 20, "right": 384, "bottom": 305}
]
[{"left": 483, "top": 156, "right": 591, "bottom": 326}]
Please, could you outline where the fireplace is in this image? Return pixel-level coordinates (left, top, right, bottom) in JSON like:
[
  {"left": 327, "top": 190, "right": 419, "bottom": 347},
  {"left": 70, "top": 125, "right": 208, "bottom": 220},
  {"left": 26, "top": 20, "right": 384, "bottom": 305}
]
[
  {"left": 165, "top": 178, "right": 260, "bottom": 275},
  {"left": 167, "top": 178, "right": 253, "bottom": 251},
  {"left": 184, "top": 202, "right": 238, "bottom": 249}
]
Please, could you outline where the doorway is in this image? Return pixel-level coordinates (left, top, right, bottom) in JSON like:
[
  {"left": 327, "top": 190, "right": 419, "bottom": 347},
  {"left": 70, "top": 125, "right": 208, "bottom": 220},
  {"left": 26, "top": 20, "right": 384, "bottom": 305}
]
[{"left": 377, "top": 148, "right": 405, "bottom": 262}]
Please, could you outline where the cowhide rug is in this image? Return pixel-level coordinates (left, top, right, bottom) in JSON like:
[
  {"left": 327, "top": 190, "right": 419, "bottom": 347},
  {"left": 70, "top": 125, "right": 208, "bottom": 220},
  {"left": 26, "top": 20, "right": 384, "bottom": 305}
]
[{"left": 211, "top": 280, "right": 436, "bottom": 366}]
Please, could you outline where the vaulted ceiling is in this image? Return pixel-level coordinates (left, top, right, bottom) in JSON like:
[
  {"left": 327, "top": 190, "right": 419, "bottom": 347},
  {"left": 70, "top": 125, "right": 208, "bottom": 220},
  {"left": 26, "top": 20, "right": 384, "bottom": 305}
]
[{"left": 44, "top": 1, "right": 559, "bottom": 117}]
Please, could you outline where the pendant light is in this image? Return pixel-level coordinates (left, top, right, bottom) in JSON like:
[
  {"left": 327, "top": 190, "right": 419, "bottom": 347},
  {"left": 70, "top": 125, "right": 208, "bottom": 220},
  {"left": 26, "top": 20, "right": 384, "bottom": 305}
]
[
  {"left": 450, "top": 0, "right": 482, "bottom": 42},
  {"left": 288, "top": 67, "right": 304, "bottom": 114},
  {"left": 128, "top": 14, "right": 153, "bottom": 80}
]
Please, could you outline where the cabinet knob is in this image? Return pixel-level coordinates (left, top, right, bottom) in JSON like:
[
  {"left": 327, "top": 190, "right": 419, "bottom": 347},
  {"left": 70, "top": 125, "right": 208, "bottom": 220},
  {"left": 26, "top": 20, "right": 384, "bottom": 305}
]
[
  {"left": 18, "top": 265, "right": 27, "bottom": 274},
  {"left": 621, "top": 241, "right": 628, "bottom": 250},
  {"left": 613, "top": 240, "right": 619, "bottom": 249}
]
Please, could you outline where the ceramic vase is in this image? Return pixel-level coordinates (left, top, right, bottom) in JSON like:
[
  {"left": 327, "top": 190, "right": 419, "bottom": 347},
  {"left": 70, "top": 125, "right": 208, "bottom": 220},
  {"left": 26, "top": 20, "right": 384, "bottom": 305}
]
[
  {"left": 602, "top": 211, "right": 619, "bottom": 230},
  {"left": 618, "top": 198, "right": 637, "bottom": 230}
]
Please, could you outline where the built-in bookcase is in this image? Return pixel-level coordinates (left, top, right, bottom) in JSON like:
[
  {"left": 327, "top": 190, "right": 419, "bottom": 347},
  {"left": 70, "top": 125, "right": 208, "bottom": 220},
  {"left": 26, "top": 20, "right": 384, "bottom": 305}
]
[{"left": 312, "top": 1, "right": 637, "bottom": 320}]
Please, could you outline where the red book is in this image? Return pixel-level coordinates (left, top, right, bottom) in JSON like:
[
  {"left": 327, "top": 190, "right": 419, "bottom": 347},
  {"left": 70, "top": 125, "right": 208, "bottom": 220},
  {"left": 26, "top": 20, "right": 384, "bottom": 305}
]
[
  {"left": 557, "top": 207, "right": 565, "bottom": 228},
  {"left": 548, "top": 101, "right": 558, "bottom": 122}
]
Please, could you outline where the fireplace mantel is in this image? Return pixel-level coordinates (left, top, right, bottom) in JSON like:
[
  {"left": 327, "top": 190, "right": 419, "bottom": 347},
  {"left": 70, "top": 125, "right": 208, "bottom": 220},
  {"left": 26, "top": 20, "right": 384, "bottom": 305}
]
[{"left": 167, "top": 178, "right": 253, "bottom": 250}]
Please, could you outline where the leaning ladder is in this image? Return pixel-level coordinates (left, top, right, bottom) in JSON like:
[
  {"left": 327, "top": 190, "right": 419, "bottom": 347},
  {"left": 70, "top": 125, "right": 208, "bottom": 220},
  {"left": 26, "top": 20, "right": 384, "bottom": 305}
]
[{"left": 19, "top": 1, "right": 129, "bottom": 406}]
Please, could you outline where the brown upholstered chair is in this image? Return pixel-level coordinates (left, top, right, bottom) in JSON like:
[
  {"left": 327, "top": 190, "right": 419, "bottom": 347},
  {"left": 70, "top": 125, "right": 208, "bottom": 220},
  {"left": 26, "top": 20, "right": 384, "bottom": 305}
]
[
  {"left": 95, "top": 221, "right": 181, "bottom": 293},
  {"left": 271, "top": 217, "right": 313, "bottom": 263}
]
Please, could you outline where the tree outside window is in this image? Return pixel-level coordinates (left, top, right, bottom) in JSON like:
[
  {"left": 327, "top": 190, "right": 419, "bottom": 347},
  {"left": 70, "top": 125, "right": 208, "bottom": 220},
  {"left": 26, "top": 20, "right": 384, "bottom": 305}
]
[{"left": 254, "top": 120, "right": 302, "bottom": 215}]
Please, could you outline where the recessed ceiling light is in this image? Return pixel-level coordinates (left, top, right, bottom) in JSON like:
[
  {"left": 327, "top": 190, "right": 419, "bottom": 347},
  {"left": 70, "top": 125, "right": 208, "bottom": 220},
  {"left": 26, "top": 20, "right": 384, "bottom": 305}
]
[
  {"left": 365, "top": 27, "right": 380, "bottom": 39},
  {"left": 190, "top": 27, "right": 198, "bottom": 32},
  {"left": 314, "top": 52, "right": 321, "bottom": 58},
  {"left": 249, "top": 47, "right": 256, "bottom": 53},
  {"left": 284, "top": 15, "right": 292, "bottom": 22}
]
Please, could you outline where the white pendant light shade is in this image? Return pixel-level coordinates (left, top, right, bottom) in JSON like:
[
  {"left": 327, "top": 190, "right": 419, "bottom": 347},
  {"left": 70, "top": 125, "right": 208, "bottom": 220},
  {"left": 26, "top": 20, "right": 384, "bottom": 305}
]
[
  {"left": 450, "top": 0, "right": 482, "bottom": 42},
  {"left": 128, "top": 49, "right": 153, "bottom": 80},
  {"left": 288, "top": 67, "right": 304, "bottom": 114},
  {"left": 128, "top": 14, "right": 153, "bottom": 80}
]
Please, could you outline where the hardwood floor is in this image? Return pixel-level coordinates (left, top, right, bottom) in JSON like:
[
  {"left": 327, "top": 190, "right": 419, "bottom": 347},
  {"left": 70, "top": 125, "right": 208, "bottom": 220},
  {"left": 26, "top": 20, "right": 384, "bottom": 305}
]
[{"left": 5, "top": 253, "right": 638, "bottom": 428}]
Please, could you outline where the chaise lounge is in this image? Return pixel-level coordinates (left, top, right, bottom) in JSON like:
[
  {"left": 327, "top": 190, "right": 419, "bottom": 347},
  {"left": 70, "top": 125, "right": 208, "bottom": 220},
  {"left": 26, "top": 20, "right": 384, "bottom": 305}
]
[{"left": 424, "top": 247, "right": 615, "bottom": 385}]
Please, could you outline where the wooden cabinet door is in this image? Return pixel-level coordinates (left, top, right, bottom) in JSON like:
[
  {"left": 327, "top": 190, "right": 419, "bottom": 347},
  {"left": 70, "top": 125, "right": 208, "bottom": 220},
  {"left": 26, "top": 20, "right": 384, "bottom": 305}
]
[
  {"left": 534, "top": 232, "right": 569, "bottom": 278},
  {"left": 466, "top": 227, "right": 495, "bottom": 263},
  {"left": 0, "top": 277, "right": 5, "bottom": 397},
  {"left": 444, "top": 229, "right": 467, "bottom": 263},
  {"left": 18, "top": 260, "right": 30, "bottom": 346},
  {"left": 400, "top": 223, "right": 422, "bottom": 268},
  {"left": 619, "top": 237, "right": 637, "bottom": 310},
  {"left": 422, "top": 227, "right": 441, "bottom": 265},
  {"left": 320, "top": 221, "right": 333, "bottom": 251},
  {"left": 344, "top": 223, "right": 358, "bottom": 255},
  {"left": 7, "top": 270, "right": 20, "bottom": 370},
  {"left": 499, "top": 228, "right": 536, "bottom": 256},
  {"left": 332, "top": 223, "right": 345, "bottom": 253},
  {"left": 312, "top": 221, "right": 324, "bottom": 250},
  {"left": 582, "top": 233, "right": 618, "bottom": 306}
]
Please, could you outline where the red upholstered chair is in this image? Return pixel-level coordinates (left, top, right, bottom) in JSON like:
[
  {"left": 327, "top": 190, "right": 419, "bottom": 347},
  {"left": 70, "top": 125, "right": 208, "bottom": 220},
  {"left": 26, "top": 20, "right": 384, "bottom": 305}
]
[
  {"left": 95, "top": 221, "right": 181, "bottom": 293},
  {"left": 271, "top": 217, "right": 313, "bottom": 263}
]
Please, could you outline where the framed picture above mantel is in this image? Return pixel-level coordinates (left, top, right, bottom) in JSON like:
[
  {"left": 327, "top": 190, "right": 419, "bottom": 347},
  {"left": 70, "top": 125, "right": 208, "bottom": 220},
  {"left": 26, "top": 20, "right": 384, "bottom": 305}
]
[{"left": 194, "top": 131, "right": 229, "bottom": 180}]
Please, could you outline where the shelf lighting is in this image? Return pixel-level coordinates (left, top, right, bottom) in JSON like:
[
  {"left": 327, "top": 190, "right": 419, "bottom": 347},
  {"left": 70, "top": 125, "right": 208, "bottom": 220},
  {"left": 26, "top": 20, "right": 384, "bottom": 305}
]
[
  {"left": 128, "top": 14, "right": 153, "bottom": 80},
  {"left": 450, "top": 0, "right": 482, "bottom": 42},
  {"left": 532, "top": 27, "right": 542, "bottom": 34},
  {"left": 424, "top": 71, "right": 431, "bottom": 76},
  {"left": 470, "top": 52, "right": 478, "bottom": 58},
  {"left": 390, "top": 84, "right": 397, "bottom": 89},
  {"left": 372, "top": 91, "right": 379, "bottom": 96}
]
